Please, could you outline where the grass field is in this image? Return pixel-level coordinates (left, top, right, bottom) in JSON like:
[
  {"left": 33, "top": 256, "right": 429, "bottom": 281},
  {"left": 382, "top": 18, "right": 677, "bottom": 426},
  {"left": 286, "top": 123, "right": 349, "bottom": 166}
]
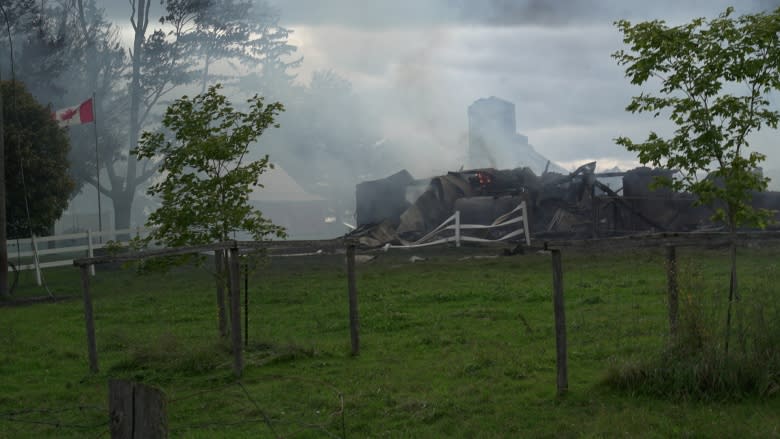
[{"left": 1, "top": 245, "right": 779, "bottom": 438}]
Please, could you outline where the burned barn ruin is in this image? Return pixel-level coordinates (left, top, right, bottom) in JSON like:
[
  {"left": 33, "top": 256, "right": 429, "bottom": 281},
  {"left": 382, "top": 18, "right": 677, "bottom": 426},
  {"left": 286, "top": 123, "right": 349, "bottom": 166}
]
[
  {"left": 350, "top": 163, "right": 780, "bottom": 248},
  {"left": 348, "top": 96, "right": 780, "bottom": 248}
]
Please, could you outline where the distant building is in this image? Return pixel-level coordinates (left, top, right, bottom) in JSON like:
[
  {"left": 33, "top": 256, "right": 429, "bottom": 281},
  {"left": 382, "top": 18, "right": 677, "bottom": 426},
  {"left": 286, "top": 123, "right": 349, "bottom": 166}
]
[
  {"left": 249, "top": 165, "right": 348, "bottom": 239},
  {"left": 467, "top": 96, "right": 565, "bottom": 174}
]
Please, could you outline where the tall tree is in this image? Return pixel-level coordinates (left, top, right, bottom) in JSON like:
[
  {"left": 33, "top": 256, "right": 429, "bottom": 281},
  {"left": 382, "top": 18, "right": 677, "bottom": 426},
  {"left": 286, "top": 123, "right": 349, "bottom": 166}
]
[
  {"left": 169, "top": 0, "right": 302, "bottom": 94},
  {"left": 92, "top": 0, "right": 298, "bottom": 230},
  {"left": 94, "top": 0, "right": 194, "bottom": 230},
  {"left": 63, "top": 0, "right": 128, "bottom": 198},
  {"left": 1, "top": 80, "right": 74, "bottom": 238},
  {"left": 613, "top": 7, "right": 780, "bottom": 351}
]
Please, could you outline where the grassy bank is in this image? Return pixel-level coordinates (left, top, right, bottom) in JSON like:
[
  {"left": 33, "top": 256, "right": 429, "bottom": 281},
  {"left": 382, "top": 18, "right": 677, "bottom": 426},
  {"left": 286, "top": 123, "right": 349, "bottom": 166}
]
[{"left": 1, "top": 245, "right": 779, "bottom": 437}]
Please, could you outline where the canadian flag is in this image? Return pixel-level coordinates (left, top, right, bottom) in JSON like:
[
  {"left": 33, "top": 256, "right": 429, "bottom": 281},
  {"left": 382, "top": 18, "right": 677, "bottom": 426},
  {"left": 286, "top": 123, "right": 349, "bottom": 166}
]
[{"left": 52, "top": 98, "right": 94, "bottom": 127}]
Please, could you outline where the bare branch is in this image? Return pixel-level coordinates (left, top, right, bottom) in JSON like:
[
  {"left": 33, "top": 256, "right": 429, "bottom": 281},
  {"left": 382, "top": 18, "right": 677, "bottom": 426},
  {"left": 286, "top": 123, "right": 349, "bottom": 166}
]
[{"left": 129, "top": 0, "right": 137, "bottom": 31}]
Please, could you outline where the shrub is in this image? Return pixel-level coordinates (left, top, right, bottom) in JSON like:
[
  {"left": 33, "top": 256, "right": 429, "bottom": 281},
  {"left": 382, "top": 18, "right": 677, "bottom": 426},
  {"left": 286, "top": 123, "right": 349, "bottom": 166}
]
[{"left": 604, "top": 263, "right": 780, "bottom": 400}]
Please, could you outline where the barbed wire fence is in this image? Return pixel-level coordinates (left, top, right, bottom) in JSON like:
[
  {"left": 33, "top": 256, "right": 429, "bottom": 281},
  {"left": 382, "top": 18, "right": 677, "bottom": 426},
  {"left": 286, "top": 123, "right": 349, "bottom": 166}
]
[
  {"left": 0, "top": 404, "right": 110, "bottom": 438},
  {"left": 165, "top": 375, "right": 346, "bottom": 438}
]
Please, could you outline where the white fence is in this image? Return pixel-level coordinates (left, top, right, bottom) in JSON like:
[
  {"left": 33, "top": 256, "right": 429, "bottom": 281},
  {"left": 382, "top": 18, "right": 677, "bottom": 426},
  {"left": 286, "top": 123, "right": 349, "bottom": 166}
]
[
  {"left": 384, "top": 201, "right": 531, "bottom": 250},
  {"left": 6, "top": 203, "right": 531, "bottom": 285},
  {"left": 7, "top": 228, "right": 151, "bottom": 285}
]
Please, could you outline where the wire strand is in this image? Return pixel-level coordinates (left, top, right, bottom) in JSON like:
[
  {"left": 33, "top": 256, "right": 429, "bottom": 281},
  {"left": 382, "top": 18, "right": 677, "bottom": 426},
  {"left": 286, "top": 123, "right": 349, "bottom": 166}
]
[{"left": 236, "top": 380, "right": 280, "bottom": 438}]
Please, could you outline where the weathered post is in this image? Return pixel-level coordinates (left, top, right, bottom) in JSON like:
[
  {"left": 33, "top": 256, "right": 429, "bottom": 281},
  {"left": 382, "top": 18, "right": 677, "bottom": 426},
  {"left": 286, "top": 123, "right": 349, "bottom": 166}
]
[
  {"left": 80, "top": 264, "right": 99, "bottom": 373},
  {"left": 0, "top": 87, "right": 7, "bottom": 299},
  {"left": 551, "top": 249, "right": 568, "bottom": 395},
  {"left": 214, "top": 249, "right": 228, "bottom": 337},
  {"left": 228, "top": 245, "right": 243, "bottom": 376},
  {"left": 521, "top": 201, "right": 531, "bottom": 246},
  {"left": 346, "top": 243, "right": 360, "bottom": 355},
  {"left": 244, "top": 261, "right": 249, "bottom": 347},
  {"left": 666, "top": 245, "right": 679, "bottom": 337},
  {"left": 590, "top": 185, "right": 598, "bottom": 239},
  {"left": 109, "top": 379, "right": 167, "bottom": 439},
  {"left": 87, "top": 230, "right": 96, "bottom": 276},
  {"left": 454, "top": 211, "right": 461, "bottom": 247},
  {"left": 31, "top": 235, "right": 42, "bottom": 286}
]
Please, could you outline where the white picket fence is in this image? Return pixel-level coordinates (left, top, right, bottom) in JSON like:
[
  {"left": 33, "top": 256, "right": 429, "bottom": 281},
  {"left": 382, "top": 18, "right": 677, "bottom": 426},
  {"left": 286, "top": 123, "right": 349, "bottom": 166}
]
[
  {"left": 384, "top": 201, "right": 531, "bottom": 250},
  {"left": 7, "top": 228, "right": 151, "bottom": 285}
]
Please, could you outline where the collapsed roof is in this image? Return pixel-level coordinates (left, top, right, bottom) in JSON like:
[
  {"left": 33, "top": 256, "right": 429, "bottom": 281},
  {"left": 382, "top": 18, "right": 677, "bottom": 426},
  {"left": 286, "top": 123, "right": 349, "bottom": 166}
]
[
  {"left": 350, "top": 163, "right": 780, "bottom": 248},
  {"left": 351, "top": 166, "right": 569, "bottom": 247}
]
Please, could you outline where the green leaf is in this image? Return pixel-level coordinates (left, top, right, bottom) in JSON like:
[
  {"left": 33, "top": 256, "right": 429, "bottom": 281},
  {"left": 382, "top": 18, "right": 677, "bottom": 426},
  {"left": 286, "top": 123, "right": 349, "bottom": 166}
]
[{"left": 136, "top": 83, "right": 288, "bottom": 260}]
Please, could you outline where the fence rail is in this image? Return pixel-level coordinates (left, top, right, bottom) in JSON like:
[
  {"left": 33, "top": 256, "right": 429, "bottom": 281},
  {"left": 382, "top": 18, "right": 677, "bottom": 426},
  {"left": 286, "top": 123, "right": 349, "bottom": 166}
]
[
  {"left": 384, "top": 201, "right": 531, "bottom": 250},
  {"left": 7, "top": 228, "right": 151, "bottom": 285}
]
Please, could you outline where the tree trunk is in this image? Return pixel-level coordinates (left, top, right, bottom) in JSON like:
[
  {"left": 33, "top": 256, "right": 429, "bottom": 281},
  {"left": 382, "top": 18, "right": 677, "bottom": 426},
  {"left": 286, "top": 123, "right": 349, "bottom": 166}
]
[
  {"left": 113, "top": 193, "right": 133, "bottom": 232},
  {"left": 725, "top": 216, "right": 738, "bottom": 355},
  {"left": 76, "top": 0, "right": 98, "bottom": 88},
  {"left": 0, "top": 87, "right": 8, "bottom": 299},
  {"left": 118, "top": 0, "right": 150, "bottom": 235},
  {"left": 214, "top": 249, "right": 228, "bottom": 337}
]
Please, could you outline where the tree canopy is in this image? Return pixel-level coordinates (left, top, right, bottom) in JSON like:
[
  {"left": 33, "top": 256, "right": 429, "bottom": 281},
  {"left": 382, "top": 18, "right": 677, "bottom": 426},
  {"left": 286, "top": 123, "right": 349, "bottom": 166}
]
[
  {"left": 135, "top": 84, "right": 286, "bottom": 247},
  {"left": 613, "top": 6, "right": 780, "bottom": 230},
  {"left": 1, "top": 80, "right": 74, "bottom": 238}
]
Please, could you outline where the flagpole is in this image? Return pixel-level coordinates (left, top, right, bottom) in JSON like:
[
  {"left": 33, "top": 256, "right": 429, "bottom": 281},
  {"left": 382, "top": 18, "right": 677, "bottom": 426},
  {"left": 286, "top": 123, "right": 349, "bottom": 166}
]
[
  {"left": 92, "top": 92, "right": 102, "bottom": 242},
  {"left": 0, "top": 75, "right": 7, "bottom": 298}
]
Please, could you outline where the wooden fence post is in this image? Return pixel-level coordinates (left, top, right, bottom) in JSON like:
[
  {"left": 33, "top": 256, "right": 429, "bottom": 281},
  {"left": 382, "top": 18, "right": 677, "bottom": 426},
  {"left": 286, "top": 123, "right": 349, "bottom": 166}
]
[
  {"left": 80, "top": 264, "right": 99, "bottom": 373},
  {"left": 244, "top": 261, "right": 249, "bottom": 347},
  {"left": 666, "top": 245, "right": 679, "bottom": 337},
  {"left": 214, "top": 249, "right": 228, "bottom": 338},
  {"left": 551, "top": 249, "right": 568, "bottom": 396},
  {"left": 521, "top": 201, "right": 531, "bottom": 246},
  {"left": 591, "top": 192, "right": 598, "bottom": 239},
  {"left": 109, "top": 379, "right": 167, "bottom": 439},
  {"left": 228, "top": 246, "right": 243, "bottom": 377},
  {"left": 87, "top": 230, "right": 96, "bottom": 276},
  {"left": 454, "top": 211, "right": 461, "bottom": 247},
  {"left": 31, "top": 235, "right": 42, "bottom": 286},
  {"left": 346, "top": 243, "right": 360, "bottom": 355}
]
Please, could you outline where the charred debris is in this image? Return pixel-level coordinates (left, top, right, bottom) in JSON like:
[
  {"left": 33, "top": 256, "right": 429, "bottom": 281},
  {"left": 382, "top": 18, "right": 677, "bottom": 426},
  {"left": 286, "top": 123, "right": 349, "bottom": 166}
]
[
  {"left": 349, "top": 162, "right": 780, "bottom": 248},
  {"left": 348, "top": 97, "right": 780, "bottom": 248}
]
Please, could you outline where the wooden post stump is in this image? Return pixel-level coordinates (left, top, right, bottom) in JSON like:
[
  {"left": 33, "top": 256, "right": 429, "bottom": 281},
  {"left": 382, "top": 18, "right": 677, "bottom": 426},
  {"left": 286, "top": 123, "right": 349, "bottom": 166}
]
[{"left": 109, "top": 379, "right": 167, "bottom": 439}]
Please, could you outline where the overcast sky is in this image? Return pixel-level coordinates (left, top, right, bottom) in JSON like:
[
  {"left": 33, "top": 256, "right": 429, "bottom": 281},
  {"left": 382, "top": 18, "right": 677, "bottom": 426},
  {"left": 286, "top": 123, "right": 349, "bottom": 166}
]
[{"left": 100, "top": 0, "right": 780, "bottom": 183}]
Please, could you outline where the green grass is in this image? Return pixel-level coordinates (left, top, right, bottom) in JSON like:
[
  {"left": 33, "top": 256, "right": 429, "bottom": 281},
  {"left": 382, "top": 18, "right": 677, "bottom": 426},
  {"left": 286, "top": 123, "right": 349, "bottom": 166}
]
[
  {"left": 1, "top": 245, "right": 779, "bottom": 437},
  {"left": 604, "top": 248, "right": 780, "bottom": 400}
]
